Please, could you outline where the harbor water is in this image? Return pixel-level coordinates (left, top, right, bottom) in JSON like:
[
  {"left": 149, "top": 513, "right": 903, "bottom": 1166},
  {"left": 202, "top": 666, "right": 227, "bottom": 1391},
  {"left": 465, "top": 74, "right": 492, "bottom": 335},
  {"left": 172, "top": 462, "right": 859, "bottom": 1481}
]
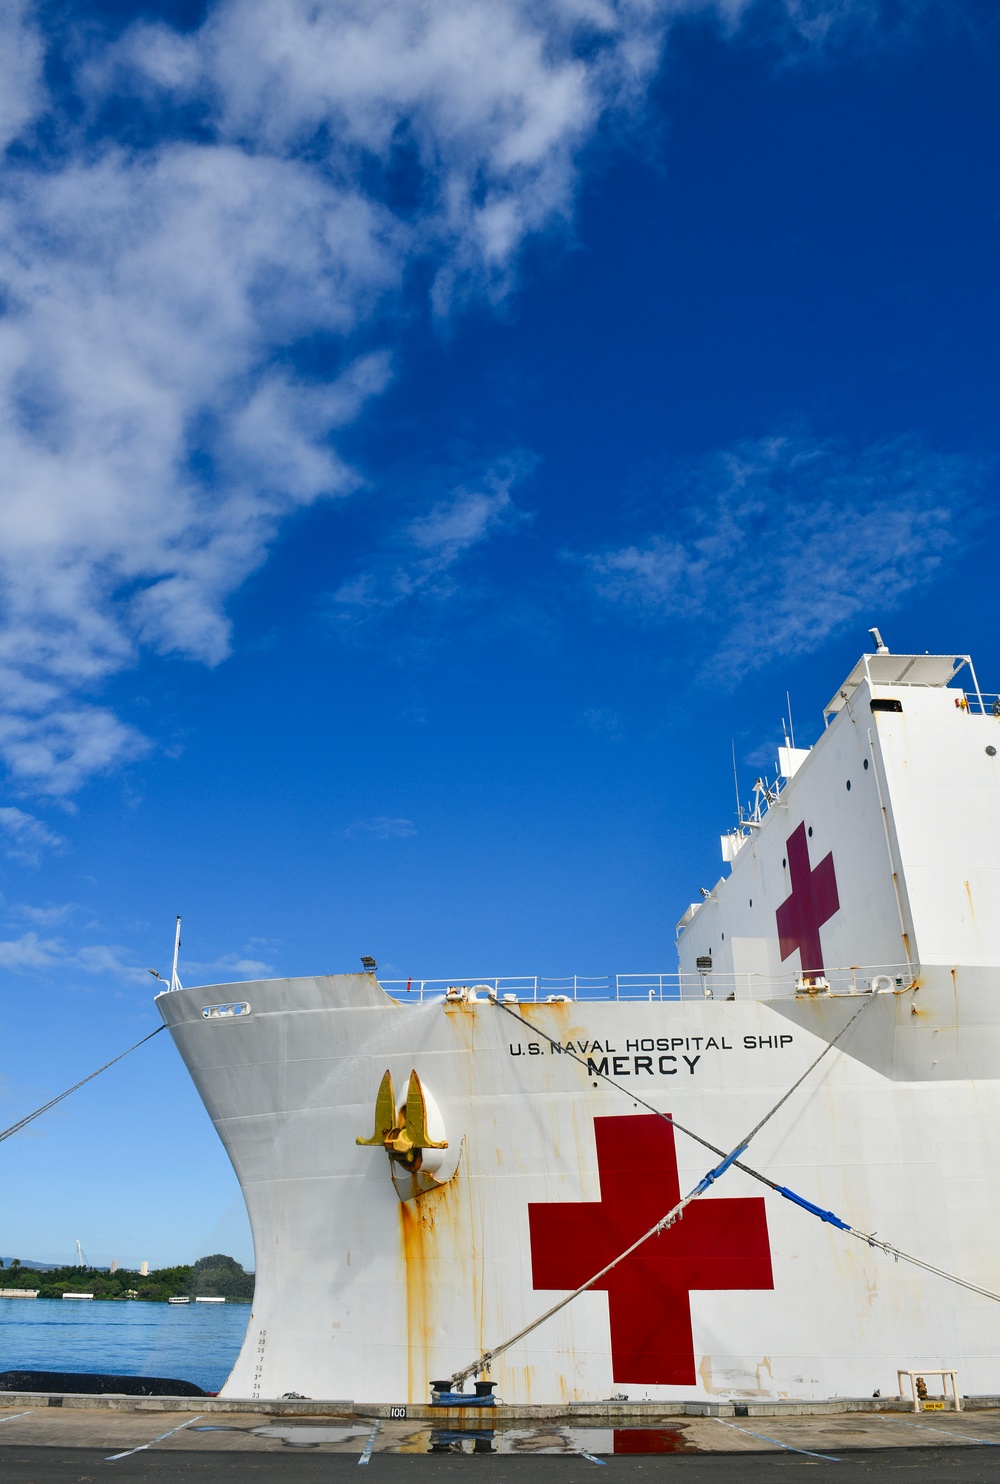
[{"left": 0, "top": 1299, "right": 250, "bottom": 1392}]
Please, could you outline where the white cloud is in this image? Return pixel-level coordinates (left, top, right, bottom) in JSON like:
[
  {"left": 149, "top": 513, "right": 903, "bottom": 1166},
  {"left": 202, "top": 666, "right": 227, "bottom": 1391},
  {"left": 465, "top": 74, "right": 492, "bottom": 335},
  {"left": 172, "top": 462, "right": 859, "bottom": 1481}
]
[
  {"left": 0, "top": 0, "right": 928, "bottom": 793},
  {"left": 180, "top": 952, "right": 276, "bottom": 980},
  {"left": 0, "top": 2, "right": 43, "bottom": 152},
  {"left": 0, "top": 139, "right": 397, "bottom": 792},
  {"left": 11, "top": 902, "right": 76, "bottom": 925},
  {"left": 577, "top": 435, "right": 983, "bottom": 680},
  {"left": 408, "top": 483, "right": 524, "bottom": 557},
  {"left": 0, "top": 928, "right": 150, "bottom": 983},
  {"left": 0, "top": 708, "right": 149, "bottom": 799},
  {"left": 0, "top": 915, "right": 273, "bottom": 987},
  {"left": 216, "top": 957, "right": 273, "bottom": 977},
  {"left": 73, "top": 943, "right": 152, "bottom": 982},
  {"left": 0, "top": 930, "right": 64, "bottom": 970},
  {"left": 0, "top": 807, "right": 66, "bottom": 866},
  {"left": 108, "top": 0, "right": 646, "bottom": 305},
  {"left": 341, "top": 816, "right": 417, "bottom": 840},
  {"left": 333, "top": 462, "right": 530, "bottom": 616}
]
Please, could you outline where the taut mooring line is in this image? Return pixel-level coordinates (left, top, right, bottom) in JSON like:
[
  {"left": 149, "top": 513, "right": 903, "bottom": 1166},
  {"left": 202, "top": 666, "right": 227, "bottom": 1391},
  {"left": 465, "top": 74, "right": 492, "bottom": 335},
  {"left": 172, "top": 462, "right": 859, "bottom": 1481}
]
[
  {"left": 0, "top": 1025, "right": 166, "bottom": 1147},
  {"left": 448, "top": 992, "right": 878, "bottom": 1385},
  {"left": 447, "top": 987, "right": 1000, "bottom": 1388}
]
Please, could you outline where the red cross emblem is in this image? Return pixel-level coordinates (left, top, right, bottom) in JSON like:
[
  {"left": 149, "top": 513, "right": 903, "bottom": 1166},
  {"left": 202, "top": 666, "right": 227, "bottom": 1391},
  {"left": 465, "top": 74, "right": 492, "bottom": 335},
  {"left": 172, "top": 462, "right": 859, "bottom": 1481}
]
[
  {"left": 527, "top": 1115, "right": 773, "bottom": 1386},
  {"left": 775, "top": 822, "right": 840, "bottom": 977}
]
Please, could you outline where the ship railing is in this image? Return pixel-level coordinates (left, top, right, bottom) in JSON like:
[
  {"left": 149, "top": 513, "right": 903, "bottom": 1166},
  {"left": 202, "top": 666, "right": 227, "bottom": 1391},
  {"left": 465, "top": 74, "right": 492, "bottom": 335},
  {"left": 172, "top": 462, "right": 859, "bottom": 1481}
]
[
  {"left": 614, "top": 962, "right": 912, "bottom": 1000},
  {"left": 960, "top": 690, "right": 1000, "bottom": 717},
  {"left": 379, "top": 963, "right": 914, "bottom": 1005}
]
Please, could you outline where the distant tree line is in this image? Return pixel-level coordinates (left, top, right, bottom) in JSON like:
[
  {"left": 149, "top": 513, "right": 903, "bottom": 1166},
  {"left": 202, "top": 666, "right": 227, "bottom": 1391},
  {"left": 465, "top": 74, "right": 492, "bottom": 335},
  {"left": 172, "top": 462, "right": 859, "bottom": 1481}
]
[{"left": 0, "top": 1252, "right": 253, "bottom": 1302}]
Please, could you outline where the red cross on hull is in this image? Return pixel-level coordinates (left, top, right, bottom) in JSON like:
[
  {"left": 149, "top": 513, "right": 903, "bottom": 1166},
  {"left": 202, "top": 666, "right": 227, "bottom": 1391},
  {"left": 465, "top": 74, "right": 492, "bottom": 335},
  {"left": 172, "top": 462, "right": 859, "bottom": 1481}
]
[
  {"left": 528, "top": 1115, "right": 773, "bottom": 1386},
  {"left": 775, "top": 822, "right": 840, "bottom": 977}
]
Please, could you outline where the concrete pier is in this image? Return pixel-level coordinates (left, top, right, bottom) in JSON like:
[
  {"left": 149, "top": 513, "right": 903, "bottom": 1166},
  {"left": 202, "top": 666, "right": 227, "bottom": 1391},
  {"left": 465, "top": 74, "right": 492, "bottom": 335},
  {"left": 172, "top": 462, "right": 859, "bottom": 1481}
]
[{"left": 4, "top": 1393, "right": 1000, "bottom": 1476}]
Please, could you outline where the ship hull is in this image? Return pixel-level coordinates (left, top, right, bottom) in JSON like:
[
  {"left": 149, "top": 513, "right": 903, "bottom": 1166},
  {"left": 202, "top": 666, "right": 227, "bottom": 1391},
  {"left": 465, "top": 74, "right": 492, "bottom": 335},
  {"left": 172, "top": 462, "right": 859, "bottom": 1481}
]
[{"left": 157, "top": 967, "right": 1000, "bottom": 1404}]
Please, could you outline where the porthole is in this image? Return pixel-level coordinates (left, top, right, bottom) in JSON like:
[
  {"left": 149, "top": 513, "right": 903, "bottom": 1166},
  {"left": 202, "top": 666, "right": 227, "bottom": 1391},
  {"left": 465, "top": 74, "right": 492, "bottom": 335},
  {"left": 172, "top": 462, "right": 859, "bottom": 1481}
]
[
  {"left": 988, "top": 746, "right": 997, "bottom": 758},
  {"left": 846, "top": 780, "right": 852, "bottom": 791},
  {"left": 808, "top": 826, "right": 813, "bottom": 837},
  {"left": 782, "top": 857, "right": 787, "bottom": 869},
  {"left": 749, "top": 899, "right": 753, "bottom": 908},
  {"left": 863, "top": 758, "right": 869, "bottom": 770}
]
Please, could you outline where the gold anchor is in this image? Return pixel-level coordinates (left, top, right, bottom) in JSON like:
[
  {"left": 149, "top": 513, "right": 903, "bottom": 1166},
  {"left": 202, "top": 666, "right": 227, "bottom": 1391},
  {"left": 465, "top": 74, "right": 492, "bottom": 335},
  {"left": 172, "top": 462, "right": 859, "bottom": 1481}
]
[{"left": 356, "top": 1070, "right": 448, "bottom": 1165}]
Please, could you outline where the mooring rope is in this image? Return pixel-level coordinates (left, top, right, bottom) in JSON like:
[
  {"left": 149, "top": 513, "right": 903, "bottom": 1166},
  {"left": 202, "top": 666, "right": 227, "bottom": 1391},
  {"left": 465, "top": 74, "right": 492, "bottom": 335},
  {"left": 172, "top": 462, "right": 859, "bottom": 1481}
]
[
  {"left": 447, "top": 991, "right": 877, "bottom": 1385},
  {"left": 447, "top": 986, "right": 1000, "bottom": 1387},
  {"left": 0, "top": 1025, "right": 166, "bottom": 1146},
  {"left": 493, "top": 988, "right": 879, "bottom": 1196}
]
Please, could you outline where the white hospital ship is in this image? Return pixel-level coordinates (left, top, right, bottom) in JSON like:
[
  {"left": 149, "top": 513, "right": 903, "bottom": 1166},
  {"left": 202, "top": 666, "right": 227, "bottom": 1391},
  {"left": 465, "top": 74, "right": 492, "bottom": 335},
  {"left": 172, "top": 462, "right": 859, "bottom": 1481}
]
[{"left": 157, "top": 640, "right": 1000, "bottom": 1403}]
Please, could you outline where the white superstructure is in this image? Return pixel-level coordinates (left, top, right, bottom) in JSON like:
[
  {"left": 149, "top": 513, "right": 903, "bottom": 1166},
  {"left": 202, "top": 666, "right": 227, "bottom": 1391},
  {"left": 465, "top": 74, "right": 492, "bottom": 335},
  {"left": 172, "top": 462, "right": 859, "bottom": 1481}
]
[{"left": 157, "top": 645, "right": 1000, "bottom": 1404}]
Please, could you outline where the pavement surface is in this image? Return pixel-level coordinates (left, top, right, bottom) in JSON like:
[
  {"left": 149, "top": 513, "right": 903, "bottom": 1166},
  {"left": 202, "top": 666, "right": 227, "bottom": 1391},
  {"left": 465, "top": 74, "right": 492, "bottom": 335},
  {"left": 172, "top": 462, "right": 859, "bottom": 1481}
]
[
  {"left": 4, "top": 1405, "right": 1000, "bottom": 1479},
  {"left": 2, "top": 1450, "right": 1000, "bottom": 1483}
]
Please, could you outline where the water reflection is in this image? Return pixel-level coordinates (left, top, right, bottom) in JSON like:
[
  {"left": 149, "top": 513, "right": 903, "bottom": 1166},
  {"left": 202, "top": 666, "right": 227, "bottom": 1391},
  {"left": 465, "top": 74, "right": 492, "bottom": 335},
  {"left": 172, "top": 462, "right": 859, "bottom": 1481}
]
[
  {"left": 429, "top": 1429, "right": 496, "bottom": 1454},
  {"left": 189, "top": 1421, "right": 705, "bottom": 1456}
]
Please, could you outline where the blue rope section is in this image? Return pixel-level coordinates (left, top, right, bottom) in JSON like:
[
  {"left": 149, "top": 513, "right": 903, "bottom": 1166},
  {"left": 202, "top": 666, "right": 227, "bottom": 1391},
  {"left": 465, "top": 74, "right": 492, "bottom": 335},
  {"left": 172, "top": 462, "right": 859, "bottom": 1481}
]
[
  {"left": 446, "top": 987, "right": 1000, "bottom": 1390},
  {"left": 692, "top": 1144, "right": 749, "bottom": 1197},
  {"left": 773, "top": 1185, "right": 851, "bottom": 1231}
]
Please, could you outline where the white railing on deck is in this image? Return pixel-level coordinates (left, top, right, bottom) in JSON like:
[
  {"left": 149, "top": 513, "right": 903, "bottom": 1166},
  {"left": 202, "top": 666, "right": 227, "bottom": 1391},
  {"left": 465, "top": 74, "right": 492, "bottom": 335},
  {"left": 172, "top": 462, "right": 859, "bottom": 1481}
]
[
  {"left": 961, "top": 690, "right": 1000, "bottom": 717},
  {"left": 378, "top": 963, "right": 913, "bottom": 1005}
]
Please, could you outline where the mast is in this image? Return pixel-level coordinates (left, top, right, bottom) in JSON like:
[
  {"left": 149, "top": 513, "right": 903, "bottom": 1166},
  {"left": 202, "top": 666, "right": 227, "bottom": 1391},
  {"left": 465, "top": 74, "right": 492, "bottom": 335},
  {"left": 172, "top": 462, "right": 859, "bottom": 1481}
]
[{"left": 170, "top": 916, "right": 183, "bottom": 993}]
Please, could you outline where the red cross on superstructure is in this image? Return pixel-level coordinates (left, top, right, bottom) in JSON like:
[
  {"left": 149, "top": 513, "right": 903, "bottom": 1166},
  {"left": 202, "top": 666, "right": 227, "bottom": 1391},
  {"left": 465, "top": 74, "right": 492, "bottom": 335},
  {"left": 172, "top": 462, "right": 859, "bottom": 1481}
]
[
  {"left": 527, "top": 1115, "right": 773, "bottom": 1386},
  {"left": 775, "top": 822, "right": 840, "bottom": 977}
]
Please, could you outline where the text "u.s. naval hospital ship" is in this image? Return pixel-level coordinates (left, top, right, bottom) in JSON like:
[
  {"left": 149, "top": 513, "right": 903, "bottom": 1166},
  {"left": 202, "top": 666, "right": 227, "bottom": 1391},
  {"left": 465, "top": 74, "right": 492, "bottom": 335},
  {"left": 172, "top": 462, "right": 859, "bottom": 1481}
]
[{"left": 157, "top": 636, "right": 1000, "bottom": 1404}]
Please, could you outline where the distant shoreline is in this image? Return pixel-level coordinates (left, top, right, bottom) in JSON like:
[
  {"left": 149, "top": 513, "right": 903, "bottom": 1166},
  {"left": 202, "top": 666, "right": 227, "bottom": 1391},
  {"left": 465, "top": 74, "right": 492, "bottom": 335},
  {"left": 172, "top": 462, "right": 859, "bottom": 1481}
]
[
  {"left": 0, "top": 1292, "right": 252, "bottom": 1303},
  {"left": 0, "top": 1254, "right": 254, "bottom": 1304}
]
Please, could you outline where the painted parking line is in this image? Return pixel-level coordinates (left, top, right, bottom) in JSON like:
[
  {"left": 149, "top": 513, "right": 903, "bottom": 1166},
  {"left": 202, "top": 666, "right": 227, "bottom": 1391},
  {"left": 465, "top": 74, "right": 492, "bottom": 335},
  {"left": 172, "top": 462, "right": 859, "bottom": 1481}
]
[
  {"left": 713, "top": 1417, "right": 841, "bottom": 1462},
  {"left": 105, "top": 1415, "right": 203, "bottom": 1462},
  {"left": 0, "top": 1413, "right": 31, "bottom": 1424},
  {"left": 576, "top": 1449, "right": 607, "bottom": 1466},
  {"left": 877, "top": 1415, "right": 1000, "bottom": 1447},
  {"left": 358, "top": 1420, "right": 381, "bottom": 1465}
]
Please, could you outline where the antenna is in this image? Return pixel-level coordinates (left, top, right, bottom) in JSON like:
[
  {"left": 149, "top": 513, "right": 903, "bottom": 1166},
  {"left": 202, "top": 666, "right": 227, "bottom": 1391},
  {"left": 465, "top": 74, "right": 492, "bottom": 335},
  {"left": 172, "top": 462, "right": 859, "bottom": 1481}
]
[
  {"left": 869, "top": 627, "right": 889, "bottom": 655},
  {"left": 170, "top": 916, "right": 183, "bottom": 994},
  {"left": 731, "top": 740, "right": 742, "bottom": 824},
  {"left": 786, "top": 691, "right": 796, "bottom": 749}
]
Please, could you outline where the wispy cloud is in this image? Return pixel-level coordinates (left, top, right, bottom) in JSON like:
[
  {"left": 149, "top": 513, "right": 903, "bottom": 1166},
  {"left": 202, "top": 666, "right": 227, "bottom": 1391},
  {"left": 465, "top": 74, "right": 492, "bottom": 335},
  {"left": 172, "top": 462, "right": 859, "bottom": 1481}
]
[
  {"left": 0, "top": 2, "right": 42, "bottom": 152},
  {"left": 0, "top": 0, "right": 635, "bottom": 794},
  {"left": 0, "top": 931, "right": 147, "bottom": 982},
  {"left": 10, "top": 902, "right": 76, "bottom": 925},
  {"left": 340, "top": 816, "right": 417, "bottom": 841},
  {"left": 181, "top": 952, "right": 276, "bottom": 981},
  {"left": 331, "top": 461, "right": 530, "bottom": 618},
  {"left": 576, "top": 435, "right": 986, "bottom": 681},
  {"left": 0, "top": 931, "right": 63, "bottom": 970},
  {"left": 579, "top": 707, "right": 623, "bottom": 740},
  {"left": 0, "top": 0, "right": 930, "bottom": 793},
  {"left": 0, "top": 807, "right": 66, "bottom": 866},
  {"left": 0, "top": 923, "right": 271, "bottom": 986},
  {"left": 0, "top": 900, "right": 278, "bottom": 986}
]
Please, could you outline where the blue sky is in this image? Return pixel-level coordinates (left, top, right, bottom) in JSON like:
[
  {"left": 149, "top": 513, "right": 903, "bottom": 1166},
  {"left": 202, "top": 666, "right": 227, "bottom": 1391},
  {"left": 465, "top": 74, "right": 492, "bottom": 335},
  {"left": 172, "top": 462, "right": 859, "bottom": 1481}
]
[{"left": 0, "top": 0, "right": 997, "bottom": 1268}]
